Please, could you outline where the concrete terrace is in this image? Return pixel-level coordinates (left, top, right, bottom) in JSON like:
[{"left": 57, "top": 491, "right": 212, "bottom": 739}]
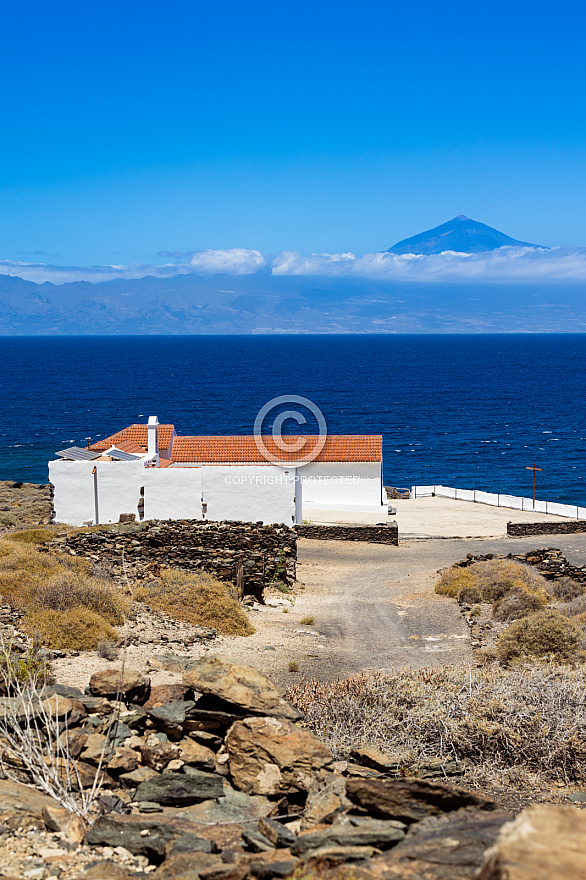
[{"left": 308, "top": 495, "right": 573, "bottom": 539}]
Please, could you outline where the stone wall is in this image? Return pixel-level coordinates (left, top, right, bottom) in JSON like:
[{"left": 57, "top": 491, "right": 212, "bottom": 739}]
[
  {"left": 295, "top": 521, "right": 399, "bottom": 545},
  {"left": 507, "top": 520, "right": 586, "bottom": 537},
  {"left": 47, "top": 519, "right": 297, "bottom": 600},
  {"left": 454, "top": 548, "right": 586, "bottom": 585}
]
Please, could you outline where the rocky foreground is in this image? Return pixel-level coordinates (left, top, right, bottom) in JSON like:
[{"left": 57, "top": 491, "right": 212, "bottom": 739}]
[{"left": 0, "top": 655, "right": 583, "bottom": 880}]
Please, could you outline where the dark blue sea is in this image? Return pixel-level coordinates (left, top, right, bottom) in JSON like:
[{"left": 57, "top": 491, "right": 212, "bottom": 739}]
[{"left": 1, "top": 334, "right": 585, "bottom": 506}]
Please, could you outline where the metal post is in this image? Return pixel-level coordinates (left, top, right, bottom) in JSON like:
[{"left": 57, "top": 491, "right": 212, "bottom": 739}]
[{"left": 526, "top": 463, "right": 543, "bottom": 509}]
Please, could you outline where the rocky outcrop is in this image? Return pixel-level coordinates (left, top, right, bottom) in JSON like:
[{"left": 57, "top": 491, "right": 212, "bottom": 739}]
[
  {"left": 1, "top": 655, "right": 585, "bottom": 879},
  {"left": 89, "top": 668, "right": 151, "bottom": 703},
  {"left": 477, "top": 805, "right": 586, "bottom": 879},
  {"left": 182, "top": 655, "right": 301, "bottom": 721},
  {"left": 225, "top": 715, "right": 332, "bottom": 795},
  {"left": 345, "top": 777, "right": 497, "bottom": 824}
]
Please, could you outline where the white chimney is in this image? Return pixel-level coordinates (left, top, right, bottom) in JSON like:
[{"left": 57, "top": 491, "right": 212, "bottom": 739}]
[{"left": 147, "top": 415, "right": 159, "bottom": 465}]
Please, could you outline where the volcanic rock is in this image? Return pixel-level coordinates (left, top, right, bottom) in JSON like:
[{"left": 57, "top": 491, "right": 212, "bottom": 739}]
[
  {"left": 346, "top": 777, "right": 497, "bottom": 823},
  {"left": 134, "top": 770, "right": 224, "bottom": 805},
  {"left": 89, "top": 668, "right": 151, "bottom": 704},
  {"left": 225, "top": 715, "right": 332, "bottom": 795},
  {"left": 183, "top": 655, "right": 300, "bottom": 720},
  {"left": 477, "top": 805, "right": 586, "bottom": 879}
]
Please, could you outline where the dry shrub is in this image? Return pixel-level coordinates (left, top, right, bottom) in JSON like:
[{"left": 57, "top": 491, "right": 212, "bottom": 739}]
[
  {"left": 560, "top": 594, "right": 586, "bottom": 617},
  {"left": 436, "top": 559, "right": 550, "bottom": 615},
  {"left": 492, "top": 586, "right": 548, "bottom": 622},
  {"left": 434, "top": 567, "right": 475, "bottom": 599},
  {"left": 19, "top": 571, "right": 128, "bottom": 625},
  {"left": 23, "top": 608, "right": 117, "bottom": 650},
  {"left": 141, "top": 568, "right": 255, "bottom": 636},
  {"left": 548, "top": 577, "right": 585, "bottom": 602},
  {"left": 0, "top": 545, "right": 61, "bottom": 602},
  {"left": 496, "top": 609, "right": 585, "bottom": 663},
  {"left": 0, "top": 543, "right": 127, "bottom": 650},
  {"left": 285, "top": 664, "right": 586, "bottom": 781},
  {"left": 6, "top": 529, "right": 53, "bottom": 545},
  {"left": 573, "top": 611, "right": 586, "bottom": 628},
  {"left": 96, "top": 639, "right": 119, "bottom": 660}
]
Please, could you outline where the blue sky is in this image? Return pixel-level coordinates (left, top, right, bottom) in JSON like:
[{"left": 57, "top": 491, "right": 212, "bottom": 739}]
[{"left": 1, "top": 0, "right": 586, "bottom": 268}]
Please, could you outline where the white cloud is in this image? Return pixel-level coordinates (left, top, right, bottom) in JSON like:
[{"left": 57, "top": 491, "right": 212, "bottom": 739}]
[
  {"left": 0, "top": 248, "right": 267, "bottom": 284},
  {"left": 3, "top": 246, "right": 586, "bottom": 285},
  {"left": 188, "top": 248, "right": 267, "bottom": 274},
  {"left": 271, "top": 246, "right": 586, "bottom": 282}
]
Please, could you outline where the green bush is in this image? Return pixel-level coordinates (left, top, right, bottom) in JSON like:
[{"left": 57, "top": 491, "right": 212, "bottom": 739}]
[{"left": 496, "top": 609, "right": 585, "bottom": 663}]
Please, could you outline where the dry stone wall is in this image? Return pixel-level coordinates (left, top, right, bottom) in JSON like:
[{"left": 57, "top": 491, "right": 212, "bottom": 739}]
[
  {"left": 507, "top": 520, "right": 586, "bottom": 537},
  {"left": 455, "top": 548, "right": 586, "bottom": 586},
  {"left": 295, "top": 521, "right": 399, "bottom": 544},
  {"left": 47, "top": 519, "right": 297, "bottom": 600}
]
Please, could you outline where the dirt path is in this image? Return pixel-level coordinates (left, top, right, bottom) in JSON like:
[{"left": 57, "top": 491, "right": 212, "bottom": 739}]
[
  {"left": 294, "top": 539, "right": 472, "bottom": 679},
  {"left": 53, "top": 533, "right": 586, "bottom": 690}
]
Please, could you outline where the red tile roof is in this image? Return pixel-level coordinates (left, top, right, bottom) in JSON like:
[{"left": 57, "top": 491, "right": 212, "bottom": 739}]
[
  {"left": 112, "top": 439, "right": 146, "bottom": 455},
  {"left": 90, "top": 424, "right": 175, "bottom": 452},
  {"left": 170, "top": 435, "right": 382, "bottom": 464}
]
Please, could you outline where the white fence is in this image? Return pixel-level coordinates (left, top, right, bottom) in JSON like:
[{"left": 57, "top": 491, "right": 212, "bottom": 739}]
[{"left": 411, "top": 485, "right": 586, "bottom": 520}]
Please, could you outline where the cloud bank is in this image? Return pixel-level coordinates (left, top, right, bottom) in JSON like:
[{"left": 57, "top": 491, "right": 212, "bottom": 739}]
[{"left": 3, "top": 246, "right": 586, "bottom": 285}]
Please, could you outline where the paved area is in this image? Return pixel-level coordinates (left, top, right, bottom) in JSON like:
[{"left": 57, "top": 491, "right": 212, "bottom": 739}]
[
  {"left": 305, "top": 496, "right": 572, "bottom": 538},
  {"left": 305, "top": 508, "right": 390, "bottom": 525},
  {"left": 394, "top": 496, "right": 571, "bottom": 538}
]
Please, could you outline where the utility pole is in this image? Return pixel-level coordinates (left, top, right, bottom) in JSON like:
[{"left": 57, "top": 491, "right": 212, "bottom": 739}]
[{"left": 526, "top": 463, "right": 543, "bottom": 509}]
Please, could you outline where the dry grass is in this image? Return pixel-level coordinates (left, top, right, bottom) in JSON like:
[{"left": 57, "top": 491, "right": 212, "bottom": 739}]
[
  {"left": 5, "top": 528, "right": 54, "bottom": 545},
  {"left": 286, "top": 664, "right": 586, "bottom": 781},
  {"left": 139, "top": 568, "right": 255, "bottom": 636},
  {"left": 19, "top": 571, "right": 128, "bottom": 625},
  {"left": 23, "top": 609, "right": 118, "bottom": 650},
  {"left": 300, "top": 616, "right": 315, "bottom": 625},
  {"left": 0, "top": 541, "right": 128, "bottom": 649},
  {"left": 435, "top": 559, "right": 549, "bottom": 606},
  {"left": 496, "top": 610, "right": 586, "bottom": 663},
  {"left": 0, "top": 641, "right": 106, "bottom": 817},
  {"left": 96, "top": 639, "right": 120, "bottom": 661}
]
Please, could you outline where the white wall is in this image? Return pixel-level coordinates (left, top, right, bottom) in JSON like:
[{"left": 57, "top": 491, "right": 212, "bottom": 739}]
[
  {"left": 50, "top": 459, "right": 145, "bottom": 527},
  {"left": 300, "top": 461, "right": 384, "bottom": 512},
  {"left": 51, "top": 460, "right": 298, "bottom": 526},
  {"left": 143, "top": 468, "right": 202, "bottom": 520},
  {"left": 411, "top": 485, "right": 586, "bottom": 520},
  {"left": 202, "top": 466, "right": 297, "bottom": 525}
]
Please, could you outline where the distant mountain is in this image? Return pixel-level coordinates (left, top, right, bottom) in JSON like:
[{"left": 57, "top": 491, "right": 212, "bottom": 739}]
[
  {"left": 387, "top": 215, "right": 545, "bottom": 255},
  {"left": 0, "top": 270, "right": 583, "bottom": 335}
]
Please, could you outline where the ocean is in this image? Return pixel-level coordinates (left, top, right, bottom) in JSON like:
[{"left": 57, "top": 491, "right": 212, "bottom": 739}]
[{"left": 1, "top": 334, "right": 585, "bottom": 505}]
